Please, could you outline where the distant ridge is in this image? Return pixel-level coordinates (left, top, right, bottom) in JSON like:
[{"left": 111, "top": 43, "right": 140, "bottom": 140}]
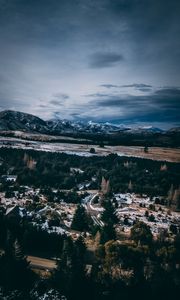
[
  {"left": 0, "top": 110, "right": 179, "bottom": 147},
  {"left": 0, "top": 109, "right": 165, "bottom": 133}
]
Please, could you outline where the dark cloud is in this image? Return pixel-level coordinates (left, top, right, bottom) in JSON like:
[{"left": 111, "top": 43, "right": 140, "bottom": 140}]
[
  {"left": 89, "top": 52, "right": 124, "bottom": 68},
  {"left": 49, "top": 93, "right": 69, "bottom": 106},
  {"left": 85, "top": 93, "right": 113, "bottom": 98},
  {"left": 100, "top": 84, "right": 119, "bottom": 89},
  {"left": 39, "top": 104, "right": 47, "bottom": 108},
  {"left": 97, "top": 87, "right": 180, "bottom": 109},
  {"left": 120, "top": 84, "right": 153, "bottom": 92},
  {"left": 49, "top": 100, "right": 64, "bottom": 106},
  {"left": 121, "top": 84, "right": 152, "bottom": 88},
  {"left": 100, "top": 83, "right": 153, "bottom": 91},
  {"left": 136, "top": 88, "right": 152, "bottom": 92},
  {"left": 155, "top": 88, "right": 180, "bottom": 96},
  {"left": 89, "top": 87, "right": 180, "bottom": 124},
  {"left": 53, "top": 93, "right": 69, "bottom": 100}
]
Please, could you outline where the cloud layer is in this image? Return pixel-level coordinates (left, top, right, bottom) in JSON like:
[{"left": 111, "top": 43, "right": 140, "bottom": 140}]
[
  {"left": 89, "top": 52, "right": 124, "bottom": 68},
  {"left": 0, "top": 0, "right": 179, "bottom": 128}
]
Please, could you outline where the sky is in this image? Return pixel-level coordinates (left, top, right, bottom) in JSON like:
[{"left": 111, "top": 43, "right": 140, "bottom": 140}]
[{"left": 0, "top": 0, "right": 180, "bottom": 128}]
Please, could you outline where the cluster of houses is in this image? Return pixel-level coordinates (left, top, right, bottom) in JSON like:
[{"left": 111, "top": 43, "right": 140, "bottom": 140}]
[
  {"left": 0, "top": 186, "right": 84, "bottom": 239},
  {"left": 114, "top": 193, "right": 180, "bottom": 234},
  {"left": 0, "top": 171, "right": 179, "bottom": 238}
]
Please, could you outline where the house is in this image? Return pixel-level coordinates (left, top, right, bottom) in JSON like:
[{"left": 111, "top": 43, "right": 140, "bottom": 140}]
[{"left": 1, "top": 175, "right": 17, "bottom": 183}]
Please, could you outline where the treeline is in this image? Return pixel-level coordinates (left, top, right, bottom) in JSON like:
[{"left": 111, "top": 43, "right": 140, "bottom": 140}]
[
  {"left": 67, "top": 130, "right": 180, "bottom": 147},
  {"left": 0, "top": 148, "right": 179, "bottom": 197}
]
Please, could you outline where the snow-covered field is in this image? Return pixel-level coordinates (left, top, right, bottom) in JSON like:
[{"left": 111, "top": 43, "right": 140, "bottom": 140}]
[{"left": 0, "top": 136, "right": 180, "bottom": 162}]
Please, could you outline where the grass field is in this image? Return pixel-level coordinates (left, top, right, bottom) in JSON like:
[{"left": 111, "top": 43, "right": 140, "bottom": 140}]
[{"left": 0, "top": 136, "right": 180, "bottom": 162}]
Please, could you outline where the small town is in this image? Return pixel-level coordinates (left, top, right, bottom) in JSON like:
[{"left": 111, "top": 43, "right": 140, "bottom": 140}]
[{"left": 0, "top": 176, "right": 180, "bottom": 240}]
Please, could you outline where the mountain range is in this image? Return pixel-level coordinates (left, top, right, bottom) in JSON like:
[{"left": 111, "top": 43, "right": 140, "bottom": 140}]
[
  {"left": 0, "top": 110, "right": 175, "bottom": 133},
  {"left": 0, "top": 110, "right": 179, "bottom": 147}
]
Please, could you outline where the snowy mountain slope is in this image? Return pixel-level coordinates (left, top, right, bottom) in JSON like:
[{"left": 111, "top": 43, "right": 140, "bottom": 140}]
[
  {"left": 0, "top": 110, "right": 49, "bottom": 133},
  {"left": 0, "top": 110, "right": 178, "bottom": 140}
]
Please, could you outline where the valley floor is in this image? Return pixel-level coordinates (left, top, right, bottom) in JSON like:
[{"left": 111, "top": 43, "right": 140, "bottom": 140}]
[{"left": 0, "top": 136, "right": 180, "bottom": 162}]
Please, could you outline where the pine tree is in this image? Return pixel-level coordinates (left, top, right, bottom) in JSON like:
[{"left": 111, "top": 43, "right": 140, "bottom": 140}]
[
  {"left": 2, "top": 237, "right": 35, "bottom": 291},
  {"left": 101, "top": 199, "right": 118, "bottom": 225},
  {"left": 100, "top": 223, "right": 116, "bottom": 244},
  {"left": 54, "top": 237, "right": 86, "bottom": 299},
  {"left": 131, "top": 221, "right": 153, "bottom": 245},
  {"left": 74, "top": 236, "right": 86, "bottom": 258},
  {"left": 5, "top": 230, "right": 14, "bottom": 258},
  {"left": 71, "top": 205, "right": 89, "bottom": 231}
]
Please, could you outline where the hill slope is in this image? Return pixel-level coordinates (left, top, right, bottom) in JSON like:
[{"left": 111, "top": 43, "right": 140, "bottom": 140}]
[{"left": 0, "top": 110, "right": 48, "bottom": 132}]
